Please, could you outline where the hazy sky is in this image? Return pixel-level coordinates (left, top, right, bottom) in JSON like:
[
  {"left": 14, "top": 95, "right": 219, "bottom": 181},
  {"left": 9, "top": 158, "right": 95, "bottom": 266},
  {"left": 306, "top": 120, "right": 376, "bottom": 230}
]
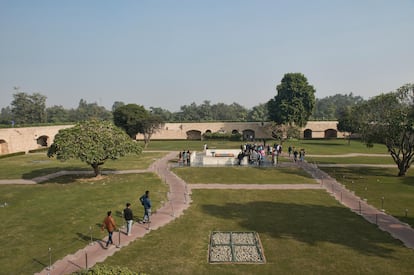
[{"left": 1, "top": 0, "right": 413, "bottom": 112}]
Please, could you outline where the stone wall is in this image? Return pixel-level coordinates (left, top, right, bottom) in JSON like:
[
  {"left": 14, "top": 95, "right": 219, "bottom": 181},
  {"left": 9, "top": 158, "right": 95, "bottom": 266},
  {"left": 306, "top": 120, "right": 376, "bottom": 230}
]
[{"left": 0, "top": 121, "right": 344, "bottom": 155}]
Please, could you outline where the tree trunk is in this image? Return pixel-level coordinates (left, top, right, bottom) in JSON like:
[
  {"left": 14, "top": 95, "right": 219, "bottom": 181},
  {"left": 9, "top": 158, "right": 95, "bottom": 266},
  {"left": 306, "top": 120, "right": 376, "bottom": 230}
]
[
  {"left": 91, "top": 163, "right": 101, "bottom": 177},
  {"left": 397, "top": 162, "right": 408, "bottom": 177}
]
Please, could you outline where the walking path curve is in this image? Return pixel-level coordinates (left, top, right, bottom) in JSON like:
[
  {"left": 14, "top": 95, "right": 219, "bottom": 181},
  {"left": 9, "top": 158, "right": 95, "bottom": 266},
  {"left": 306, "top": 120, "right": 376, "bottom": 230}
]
[{"left": 0, "top": 152, "right": 410, "bottom": 274}]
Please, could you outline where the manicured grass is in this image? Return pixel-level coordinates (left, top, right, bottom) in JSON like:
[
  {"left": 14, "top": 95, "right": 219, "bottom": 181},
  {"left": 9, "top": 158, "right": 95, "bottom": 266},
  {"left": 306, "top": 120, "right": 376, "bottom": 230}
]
[
  {"left": 319, "top": 167, "right": 414, "bottom": 228},
  {"left": 283, "top": 139, "right": 388, "bottom": 155},
  {"left": 0, "top": 151, "right": 166, "bottom": 179},
  {"left": 307, "top": 156, "right": 395, "bottom": 165},
  {"left": 172, "top": 166, "right": 316, "bottom": 184},
  {"left": 103, "top": 189, "right": 414, "bottom": 274},
  {"left": 143, "top": 139, "right": 388, "bottom": 155},
  {"left": 0, "top": 173, "right": 169, "bottom": 275}
]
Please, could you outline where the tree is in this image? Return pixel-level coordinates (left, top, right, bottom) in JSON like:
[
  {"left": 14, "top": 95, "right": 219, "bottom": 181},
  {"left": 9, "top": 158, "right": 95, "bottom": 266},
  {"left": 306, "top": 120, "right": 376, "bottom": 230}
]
[
  {"left": 268, "top": 73, "right": 316, "bottom": 127},
  {"left": 263, "top": 122, "right": 300, "bottom": 144},
  {"left": 356, "top": 83, "right": 414, "bottom": 176},
  {"left": 140, "top": 115, "right": 164, "bottom": 147},
  {"left": 11, "top": 92, "right": 47, "bottom": 124},
  {"left": 337, "top": 106, "right": 361, "bottom": 144},
  {"left": 113, "top": 104, "right": 148, "bottom": 138},
  {"left": 312, "top": 93, "right": 364, "bottom": 120},
  {"left": 149, "top": 106, "right": 173, "bottom": 121},
  {"left": 111, "top": 101, "right": 125, "bottom": 112},
  {"left": 113, "top": 104, "right": 164, "bottom": 147},
  {"left": 0, "top": 106, "right": 13, "bottom": 125},
  {"left": 46, "top": 105, "right": 70, "bottom": 123},
  {"left": 47, "top": 120, "right": 142, "bottom": 176},
  {"left": 247, "top": 103, "right": 269, "bottom": 122},
  {"left": 72, "top": 99, "right": 112, "bottom": 121}
]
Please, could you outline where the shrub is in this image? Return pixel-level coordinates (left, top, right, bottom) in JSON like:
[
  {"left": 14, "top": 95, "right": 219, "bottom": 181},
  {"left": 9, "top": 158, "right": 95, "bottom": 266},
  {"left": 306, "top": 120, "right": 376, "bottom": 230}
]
[
  {"left": 0, "top": 151, "right": 26, "bottom": 159},
  {"left": 202, "top": 132, "right": 242, "bottom": 141},
  {"left": 73, "top": 264, "right": 147, "bottom": 275}
]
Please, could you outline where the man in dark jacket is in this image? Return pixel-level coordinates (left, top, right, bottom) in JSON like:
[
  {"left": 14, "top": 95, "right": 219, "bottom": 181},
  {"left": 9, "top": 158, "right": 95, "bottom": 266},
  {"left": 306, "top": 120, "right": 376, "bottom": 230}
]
[
  {"left": 123, "top": 203, "right": 133, "bottom": 236},
  {"left": 139, "top": 190, "right": 152, "bottom": 223}
]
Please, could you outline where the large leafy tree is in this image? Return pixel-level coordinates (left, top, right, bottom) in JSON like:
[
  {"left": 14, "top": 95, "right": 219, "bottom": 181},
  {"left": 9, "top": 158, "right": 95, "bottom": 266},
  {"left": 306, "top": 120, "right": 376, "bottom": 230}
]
[
  {"left": 47, "top": 120, "right": 142, "bottom": 176},
  {"left": 11, "top": 92, "right": 47, "bottom": 124},
  {"left": 357, "top": 83, "right": 414, "bottom": 176},
  {"left": 268, "top": 73, "right": 316, "bottom": 127},
  {"left": 113, "top": 104, "right": 164, "bottom": 147}
]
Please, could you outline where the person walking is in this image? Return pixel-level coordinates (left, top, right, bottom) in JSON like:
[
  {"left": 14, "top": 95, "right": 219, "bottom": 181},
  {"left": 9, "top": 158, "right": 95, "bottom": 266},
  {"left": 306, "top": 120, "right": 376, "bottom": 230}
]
[
  {"left": 101, "top": 211, "right": 116, "bottom": 248},
  {"left": 123, "top": 203, "right": 133, "bottom": 236},
  {"left": 139, "top": 190, "right": 152, "bottom": 223}
]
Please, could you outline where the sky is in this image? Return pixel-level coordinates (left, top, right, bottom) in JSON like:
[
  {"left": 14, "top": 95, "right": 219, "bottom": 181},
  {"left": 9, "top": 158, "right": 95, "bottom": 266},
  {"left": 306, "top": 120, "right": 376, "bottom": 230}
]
[{"left": 0, "top": 0, "right": 413, "bottom": 112}]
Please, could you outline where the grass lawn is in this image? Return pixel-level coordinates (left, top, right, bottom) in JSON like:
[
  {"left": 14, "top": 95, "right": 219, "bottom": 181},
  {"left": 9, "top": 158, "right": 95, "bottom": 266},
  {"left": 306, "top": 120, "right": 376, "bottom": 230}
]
[
  {"left": 0, "top": 151, "right": 166, "bottom": 179},
  {"left": 307, "top": 156, "right": 395, "bottom": 165},
  {"left": 319, "top": 166, "right": 414, "bottom": 228},
  {"left": 0, "top": 173, "right": 169, "bottom": 275},
  {"left": 103, "top": 189, "right": 414, "bottom": 275},
  {"left": 142, "top": 139, "right": 388, "bottom": 155},
  {"left": 172, "top": 166, "right": 316, "bottom": 184}
]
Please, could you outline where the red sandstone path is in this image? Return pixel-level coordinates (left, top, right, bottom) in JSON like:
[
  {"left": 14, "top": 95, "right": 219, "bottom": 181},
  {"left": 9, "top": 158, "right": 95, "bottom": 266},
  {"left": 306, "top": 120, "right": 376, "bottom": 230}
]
[{"left": 0, "top": 152, "right": 413, "bottom": 274}]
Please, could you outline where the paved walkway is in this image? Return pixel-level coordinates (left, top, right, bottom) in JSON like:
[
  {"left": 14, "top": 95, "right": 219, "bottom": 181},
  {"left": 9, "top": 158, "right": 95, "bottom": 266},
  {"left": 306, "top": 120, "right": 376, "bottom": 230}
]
[{"left": 0, "top": 152, "right": 411, "bottom": 274}]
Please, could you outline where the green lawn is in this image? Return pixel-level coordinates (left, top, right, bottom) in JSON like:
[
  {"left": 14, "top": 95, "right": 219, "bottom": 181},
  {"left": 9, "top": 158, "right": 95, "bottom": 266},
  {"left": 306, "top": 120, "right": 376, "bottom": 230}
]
[
  {"left": 307, "top": 156, "right": 395, "bottom": 165},
  {"left": 0, "top": 173, "right": 169, "bottom": 275},
  {"left": 319, "top": 166, "right": 414, "bottom": 228},
  {"left": 103, "top": 189, "right": 414, "bottom": 275},
  {"left": 172, "top": 166, "right": 316, "bottom": 184},
  {"left": 0, "top": 151, "right": 166, "bottom": 179},
  {"left": 1, "top": 140, "right": 413, "bottom": 274},
  {"left": 143, "top": 139, "right": 388, "bottom": 155}
]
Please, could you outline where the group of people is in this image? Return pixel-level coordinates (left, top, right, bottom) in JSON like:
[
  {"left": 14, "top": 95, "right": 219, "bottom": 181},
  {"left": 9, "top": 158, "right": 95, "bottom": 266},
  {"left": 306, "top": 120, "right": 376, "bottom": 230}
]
[
  {"left": 101, "top": 190, "right": 152, "bottom": 248},
  {"left": 178, "top": 150, "right": 191, "bottom": 166},
  {"left": 288, "top": 146, "right": 306, "bottom": 162},
  {"left": 238, "top": 143, "right": 283, "bottom": 166}
]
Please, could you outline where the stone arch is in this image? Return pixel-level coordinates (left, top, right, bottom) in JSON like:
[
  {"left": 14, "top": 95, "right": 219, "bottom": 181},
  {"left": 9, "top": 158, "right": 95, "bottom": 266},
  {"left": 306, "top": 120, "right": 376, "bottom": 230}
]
[
  {"left": 0, "top": 139, "right": 9, "bottom": 154},
  {"left": 324, "top": 129, "right": 338, "bottom": 138},
  {"left": 231, "top": 129, "right": 239, "bottom": 135},
  {"left": 205, "top": 129, "right": 212, "bottom": 134},
  {"left": 37, "top": 135, "right": 50, "bottom": 147},
  {"left": 186, "top": 130, "right": 202, "bottom": 140},
  {"left": 242, "top": 129, "right": 255, "bottom": 141},
  {"left": 303, "top": 129, "right": 312, "bottom": 139}
]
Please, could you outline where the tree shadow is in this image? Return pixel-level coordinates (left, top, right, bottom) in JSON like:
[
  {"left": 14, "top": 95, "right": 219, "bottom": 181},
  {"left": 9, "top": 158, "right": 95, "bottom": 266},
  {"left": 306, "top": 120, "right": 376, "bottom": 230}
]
[
  {"left": 299, "top": 141, "right": 345, "bottom": 146},
  {"left": 201, "top": 201, "right": 399, "bottom": 257}
]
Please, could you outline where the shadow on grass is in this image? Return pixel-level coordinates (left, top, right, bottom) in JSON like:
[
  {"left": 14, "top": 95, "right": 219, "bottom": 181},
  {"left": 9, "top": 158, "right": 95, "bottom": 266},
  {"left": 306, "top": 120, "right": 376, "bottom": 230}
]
[
  {"left": 299, "top": 141, "right": 345, "bottom": 146},
  {"left": 22, "top": 169, "right": 121, "bottom": 184},
  {"left": 202, "top": 201, "right": 398, "bottom": 257},
  {"left": 323, "top": 167, "right": 396, "bottom": 179},
  {"left": 21, "top": 167, "right": 91, "bottom": 180}
]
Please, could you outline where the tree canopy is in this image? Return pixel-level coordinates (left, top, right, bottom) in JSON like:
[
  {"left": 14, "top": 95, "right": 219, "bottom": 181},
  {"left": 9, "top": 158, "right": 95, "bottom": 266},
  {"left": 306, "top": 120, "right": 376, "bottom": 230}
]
[
  {"left": 267, "top": 73, "right": 316, "bottom": 127},
  {"left": 113, "top": 104, "right": 164, "bottom": 147},
  {"left": 11, "top": 92, "right": 47, "bottom": 124},
  {"left": 47, "top": 120, "right": 142, "bottom": 176},
  {"left": 355, "top": 83, "right": 414, "bottom": 176}
]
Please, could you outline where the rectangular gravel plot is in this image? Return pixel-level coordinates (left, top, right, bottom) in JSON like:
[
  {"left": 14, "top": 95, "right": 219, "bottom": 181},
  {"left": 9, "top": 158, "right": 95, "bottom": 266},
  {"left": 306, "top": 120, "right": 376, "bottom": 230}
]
[{"left": 209, "top": 231, "right": 265, "bottom": 264}]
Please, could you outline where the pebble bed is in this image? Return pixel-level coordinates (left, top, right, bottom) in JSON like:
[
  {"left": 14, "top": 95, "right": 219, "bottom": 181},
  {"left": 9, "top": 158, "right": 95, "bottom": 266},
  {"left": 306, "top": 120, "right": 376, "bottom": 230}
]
[{"left": 209, "top": 231, "right": 265, "bottom": 263}]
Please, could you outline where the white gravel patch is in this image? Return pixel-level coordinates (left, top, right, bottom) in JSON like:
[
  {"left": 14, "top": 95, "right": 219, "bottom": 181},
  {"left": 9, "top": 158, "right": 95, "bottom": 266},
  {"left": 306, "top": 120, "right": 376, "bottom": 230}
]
[{"left": 209, "top": 231, "right": 265, "bottom": 263}]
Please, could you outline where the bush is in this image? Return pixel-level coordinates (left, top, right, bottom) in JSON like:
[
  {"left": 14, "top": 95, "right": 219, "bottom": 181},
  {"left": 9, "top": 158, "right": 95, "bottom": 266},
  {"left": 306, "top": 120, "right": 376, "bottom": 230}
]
[
  {"left": 0, "top": 151, "right": 26, "bottom": 159},
  {"left": 28, "top": 147, "right": 48, "bottom": 153},
  {"left": 73, "top": 264, "right": 147, "bottom": 275},
  {"left": 202, "top": 132, "right": 242, "bottom": 141}
]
